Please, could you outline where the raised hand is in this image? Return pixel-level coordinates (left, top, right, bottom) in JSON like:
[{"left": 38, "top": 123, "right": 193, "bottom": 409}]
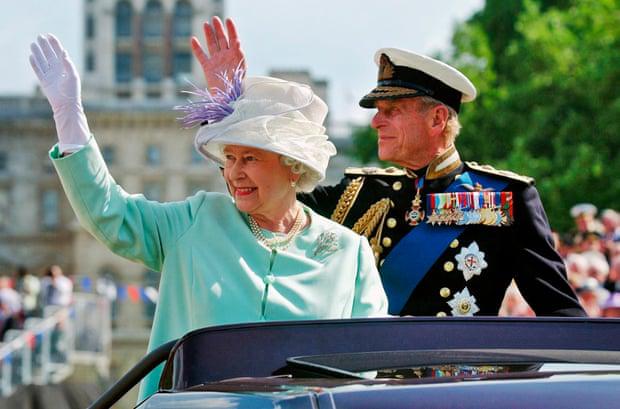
[
  {"left": 191, "top": 17, "right": 246, "bottom": 92},
  {"left": 29, "top": 34, "right": 82, "bottom": 113},
  {"left": 29, "top": 34, "right": 89, "bottom": 151}
]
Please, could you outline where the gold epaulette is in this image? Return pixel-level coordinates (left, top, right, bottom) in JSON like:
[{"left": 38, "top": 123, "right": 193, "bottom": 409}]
[
  {"left": 331, "top": 177, "right": 364, "bottom": 224},
  {"left": 345, "top": 166, "right": 407, "bottom": 177},
  {"left": 465, "top": 161, "right": 535, "bottom": 185}
]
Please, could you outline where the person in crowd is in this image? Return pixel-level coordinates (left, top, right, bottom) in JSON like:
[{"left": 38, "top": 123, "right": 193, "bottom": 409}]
[
  {"left": 40, "top": 265, "right": 73, "bottom": 308},
  {"left": 29, "top": 33, "right": 387, "bottom": 400},
  {"left": 498, "top": 281, "right": 534, "bottom": 317},
  {"left": 195, "top": 17, "right": 585, "bottom": 317},
  {"left": 575, "top": 277, "right": 608, "bottom": 318},
  {"left": 565, "top": 253, "right": 590, "bottom": 290},
  {"left": 13, "top": 265, "right": 40, "bottom": 317},
  {"left": 0, "top": 276, "right": 23, "bottom": 338},
  {"left": 570, "top": 203, "right": 604, "bottom": 252},
  {"left": 604, "top": 255, "right": 620, "bottom": 294},
  {"left": 601, "top": 292, "right": 620, "bottom": 318}
]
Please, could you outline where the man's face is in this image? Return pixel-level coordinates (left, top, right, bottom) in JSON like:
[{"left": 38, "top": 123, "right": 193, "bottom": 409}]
[{"left": 370, "top": 98, "right": 433, "bottom": 169}]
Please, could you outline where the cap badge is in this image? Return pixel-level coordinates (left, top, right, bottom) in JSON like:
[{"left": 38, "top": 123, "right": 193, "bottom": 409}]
[
  {"left": 378, "top": 54, "right": 395, "bottom": 81},
  {"left": 455, "top": 241, "right": 487, "bottom": 281}
]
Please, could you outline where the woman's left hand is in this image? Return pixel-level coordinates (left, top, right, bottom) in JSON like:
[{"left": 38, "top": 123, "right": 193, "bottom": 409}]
[{"left": 191, "top": 16, "right": 246, "bottom": 93}]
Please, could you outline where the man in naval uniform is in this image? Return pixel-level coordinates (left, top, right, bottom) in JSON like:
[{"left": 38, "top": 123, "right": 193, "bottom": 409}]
[
  {"left": 299, "top": 49, "right": 585, "bottom": 317},
  {"left": 192, "top": 18, "right": 585, "bottom": 318}
]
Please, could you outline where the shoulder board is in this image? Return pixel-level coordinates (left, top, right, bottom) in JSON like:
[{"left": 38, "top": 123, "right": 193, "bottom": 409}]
[
  {"left": 465, "top": 161, "right": 535, "bottom": 185},
  {"left": 345, "top": 166, "right": 407, "bottom": 177}
]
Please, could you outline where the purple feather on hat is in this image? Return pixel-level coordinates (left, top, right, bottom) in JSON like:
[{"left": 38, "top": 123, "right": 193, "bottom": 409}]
[{"left": 175, "top": 64, "right": 245, "bottom": 128}]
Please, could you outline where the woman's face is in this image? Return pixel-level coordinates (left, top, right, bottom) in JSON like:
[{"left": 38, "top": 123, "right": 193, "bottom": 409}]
[{"left": 223, "top": 145, "right": 296, "bottom": 219}]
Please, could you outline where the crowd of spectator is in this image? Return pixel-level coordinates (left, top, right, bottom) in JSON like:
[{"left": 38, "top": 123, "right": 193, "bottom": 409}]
[
  {"left": 0, "top": 265, "right": 73, "bottom": 341},
  {"left": 501, "top": 205, "right": 620, "bottom": 317}
]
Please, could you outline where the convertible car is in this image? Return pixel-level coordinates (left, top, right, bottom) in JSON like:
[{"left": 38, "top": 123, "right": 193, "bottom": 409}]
[{"left": 89, "top": 317, "right": 620, "bottom": 408}]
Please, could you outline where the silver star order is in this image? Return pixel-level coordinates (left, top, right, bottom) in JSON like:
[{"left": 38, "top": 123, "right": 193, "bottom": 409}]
[
  {"left": 454, "top": 241, "right": 488, "bottom": 281},
  {"left": 447, "top": 287, "right": 480, "bottom": 316}
]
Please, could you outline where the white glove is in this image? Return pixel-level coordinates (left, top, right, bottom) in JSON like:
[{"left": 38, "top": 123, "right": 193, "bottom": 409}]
[{"left": 29, "top": 34, "right": 90, "bottom": 153}]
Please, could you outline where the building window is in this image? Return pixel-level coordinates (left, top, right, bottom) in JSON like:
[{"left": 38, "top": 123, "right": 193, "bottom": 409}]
[
  {"left": 86, "top": 14, "right": 95, "bottom": 39},
  {"left": 146, "top": 90, "right": 161, "bottom": 99},
  {"left": 146, "top": 145, "right": 161, "bottom": 166},
  {"left": 115, "top": 52, "right": 132, "bottom": 83},
  {"left": 41, "top": 189, "right": 59, "bottom": 230},
  {"left": 143, "top": 0, "right": 163, "bottom": 38},
  {"left": 173, "top": 51, "right": 191, "bottom": 78},
  {"left": 86, "top": 51, "right": 96, "bottom": 72},
  {"left": 143, "top": 52, "right": 162, "bottom": 83},
  {"left": 101, "top": 145, "right": 116, "bottom": 165},
  {"left": 0, "top": 151, "right": 7, "bottom": 172},
  {"left": 115, "top": 1, "right": 133, "bottom": 38},
  {"left": 0, "top": 189, "right": 8, "bottom": 231},
  {"left": 116, "top": 90, "right": 132, "bottom": 99},
  {"left": 173, "top": 1, "right": 192, "bottom": 38},
  {"left": 143, "top": 181, "right": 162, "bottom": 201}
]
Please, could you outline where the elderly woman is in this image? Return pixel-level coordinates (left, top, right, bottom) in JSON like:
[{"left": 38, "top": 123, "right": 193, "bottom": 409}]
[{"left": 29, "top": 34, "right": 388, "bottom": 400}]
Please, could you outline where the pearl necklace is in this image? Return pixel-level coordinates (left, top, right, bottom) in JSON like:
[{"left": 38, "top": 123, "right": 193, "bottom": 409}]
[{"left": 248, "top": 207, "right": 306, "bottom": 250}]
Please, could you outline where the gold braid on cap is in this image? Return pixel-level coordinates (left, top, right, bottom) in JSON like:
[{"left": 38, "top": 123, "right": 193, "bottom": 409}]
[
  {"left": 331, "top": 177, "right": 364, "bottom": 224},
  {"left": 352, "top": 198, "right": 394, "bottom": 261}
]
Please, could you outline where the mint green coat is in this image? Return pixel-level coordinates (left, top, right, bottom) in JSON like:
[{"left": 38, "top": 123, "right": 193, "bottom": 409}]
[{"left": 50, "top": 138, "right": 388, "bottom": 401}]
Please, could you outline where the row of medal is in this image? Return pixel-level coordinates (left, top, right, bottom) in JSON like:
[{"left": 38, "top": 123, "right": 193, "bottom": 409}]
[{"left": 406, "top": 191, "right": 514, "bottom": 227}]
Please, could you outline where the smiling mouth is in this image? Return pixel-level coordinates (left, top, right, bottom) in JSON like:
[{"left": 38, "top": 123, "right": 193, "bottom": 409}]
[{"left": 235, "top": 187, "right": 257, "bottom": 197}]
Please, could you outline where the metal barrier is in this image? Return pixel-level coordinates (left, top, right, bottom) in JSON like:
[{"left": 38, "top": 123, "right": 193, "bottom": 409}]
[{"left": 0, "top": 293, "right": 111, "bottom": 397}]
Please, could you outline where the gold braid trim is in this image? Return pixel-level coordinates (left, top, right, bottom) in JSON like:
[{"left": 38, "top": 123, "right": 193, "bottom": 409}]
[
  {"left": 351, "top": 198, "right": 394, "bottom": 262},
  {"left": 352, "top": 198, "right": 393, "bottom": 237},
  {"left": 330, "top": 177, "right": 364, "bottom": 224}
]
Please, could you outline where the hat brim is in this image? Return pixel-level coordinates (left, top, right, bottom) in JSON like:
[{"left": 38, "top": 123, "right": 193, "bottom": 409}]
[{"left": 359, "top": 86, "right": 427, "bottom": 108}]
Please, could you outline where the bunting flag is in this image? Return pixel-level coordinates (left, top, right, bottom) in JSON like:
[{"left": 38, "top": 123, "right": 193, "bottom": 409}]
[
  {"left": 126, "top": 285, "right": 140, "bottom": 303},
  {"left": 26, "top": 332, "right": 36, "bottom": 349},
  {"left": 80, "top": 276, "right": 92, "bottom": 292},
  {"left": 77, "top": 276, "right": 159, "bottom": 305}
]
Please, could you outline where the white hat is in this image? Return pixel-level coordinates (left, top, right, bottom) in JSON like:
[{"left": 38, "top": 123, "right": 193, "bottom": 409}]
[
  {"left": 360, "top": 47, "right": 477, "bottom": 112},
  {"left": 188, "top": 76, "right": 336, "bottom": 192},
  {"left": 570, "top": 203, "right": 597, "bottom": 218}
]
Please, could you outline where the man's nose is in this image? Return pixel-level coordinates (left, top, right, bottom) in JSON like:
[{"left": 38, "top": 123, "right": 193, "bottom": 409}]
[{"left": 371, "top": 111, "right": 383, "bottom": 129}]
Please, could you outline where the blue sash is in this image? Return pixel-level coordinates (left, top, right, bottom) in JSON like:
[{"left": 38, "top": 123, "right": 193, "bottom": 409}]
[{"left": 381, "top": 171, "right": 509, "bottom": 314}]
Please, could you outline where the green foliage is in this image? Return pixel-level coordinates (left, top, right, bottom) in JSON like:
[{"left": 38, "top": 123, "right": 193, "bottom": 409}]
[
  {"left": 349, "top": 125, "right": 384, "bottom": 165},
  {"left": 453, "top": 0, "right": 620, "bottom": 232}
]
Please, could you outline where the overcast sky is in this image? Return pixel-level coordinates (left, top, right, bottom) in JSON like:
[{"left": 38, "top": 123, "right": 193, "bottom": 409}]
[{"left": 0, "top": 0, "right": 483, "bottom": 125}]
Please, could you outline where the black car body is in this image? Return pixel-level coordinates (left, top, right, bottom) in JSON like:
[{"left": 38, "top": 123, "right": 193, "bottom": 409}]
[{"left": 91, "top": 317, "right": 620, "bottom": 409}]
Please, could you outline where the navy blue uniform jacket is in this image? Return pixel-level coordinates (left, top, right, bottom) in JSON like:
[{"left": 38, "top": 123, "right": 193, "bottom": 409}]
[{"left": 299, "top": 148, "right": 585, "bottom": 317}]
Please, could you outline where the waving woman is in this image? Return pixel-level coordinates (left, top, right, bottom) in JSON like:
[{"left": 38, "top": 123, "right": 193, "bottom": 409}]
[{"left": 29, "top": 34, "right": 387, "bottom": 400}]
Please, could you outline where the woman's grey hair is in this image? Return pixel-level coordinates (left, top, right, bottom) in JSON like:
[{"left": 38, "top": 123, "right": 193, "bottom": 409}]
[
  {"left": 418, "top": 96, "right": 462, "bottom": 145},
  {"left": 280, "top": 156, "right": 321, "bottom": 193}
]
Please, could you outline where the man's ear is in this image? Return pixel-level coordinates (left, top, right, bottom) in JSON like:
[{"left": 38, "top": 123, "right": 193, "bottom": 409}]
[{"left": 431, "top": 104, "right": 449, "bottom": 129}]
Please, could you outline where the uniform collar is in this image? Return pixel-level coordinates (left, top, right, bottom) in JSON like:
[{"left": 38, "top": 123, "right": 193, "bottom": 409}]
[{"left": 406, "top": 145, "right": 462, "bottom": 180}]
